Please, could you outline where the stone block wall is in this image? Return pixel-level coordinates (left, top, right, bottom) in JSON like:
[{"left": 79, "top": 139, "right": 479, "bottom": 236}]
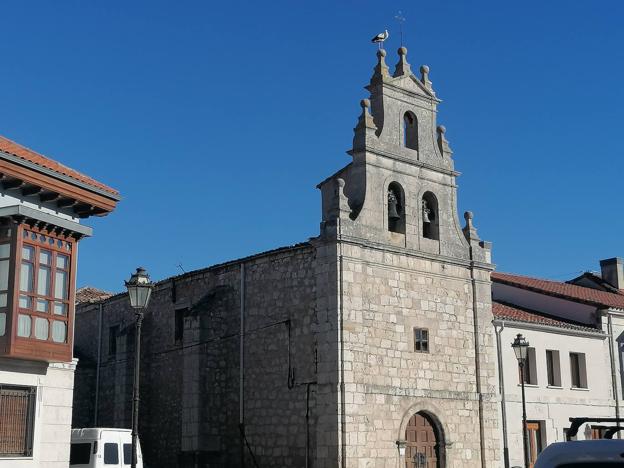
[{"left": 73, "top": 244, "right": 324, "bottom": 468}]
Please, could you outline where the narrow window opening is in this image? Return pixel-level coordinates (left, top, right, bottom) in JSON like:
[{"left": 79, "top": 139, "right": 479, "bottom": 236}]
[
  {"left": 414, "top": 328, "right": 429, "bottom": 353},
  {"left": 422, "top": 192, "right": 439, "bottom": 240},
  {"left": 403, "top": 112, "right": 418, "bottom": 150},
  {"left": 518, "top": 347, "right": 537, "bottom": 385},
  {"left": 175, "top": 308, "right": 187, "bottom": 345},
  {"left": 570, "top": 352, "right": 587, "bottom": 388},
  {"left": 109, "top": 325, "right": 119, "bottom": 357},
  {"left": 387, "top": 183, "right": 405, "bottom": 234},
  {"left": 546, "top": 350, "right": 561, "bottom": 386}
]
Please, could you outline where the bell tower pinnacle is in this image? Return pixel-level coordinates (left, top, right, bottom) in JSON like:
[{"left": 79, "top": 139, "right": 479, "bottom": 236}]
[{"left": 318, "top": 45, "right": 491, "bottom": 264}]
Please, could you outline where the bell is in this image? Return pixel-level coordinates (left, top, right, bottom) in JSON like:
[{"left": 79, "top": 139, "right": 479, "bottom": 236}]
[
  {"left": 422, "top": 200, "right": 431, "bottom": 223},
  {"left": 388, "top": 192, "right": 401, "bottom": 221}
]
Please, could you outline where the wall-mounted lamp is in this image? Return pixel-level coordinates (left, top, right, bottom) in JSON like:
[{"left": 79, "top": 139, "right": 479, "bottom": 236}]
[{"left": 396, "top": 440, "right": 406, "bottom": 457}]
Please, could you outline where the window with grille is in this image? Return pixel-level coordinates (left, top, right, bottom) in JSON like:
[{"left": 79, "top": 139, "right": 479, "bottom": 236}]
[
  {"left": 414, "top": 328, "right": 429, "bottom": 353},
  {"left": 0, "top": 385, "right": 36, "bottom": 457}
]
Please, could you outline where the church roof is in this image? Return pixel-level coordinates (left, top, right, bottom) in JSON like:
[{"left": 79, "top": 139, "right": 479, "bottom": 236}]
[{"left": 492, "top": 301, "right": 602, "bottom": 334}]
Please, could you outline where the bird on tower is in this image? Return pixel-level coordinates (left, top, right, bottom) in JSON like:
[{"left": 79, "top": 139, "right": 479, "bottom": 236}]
[{"left": 371, "top": 29, "right": 389, "bottom": 48}]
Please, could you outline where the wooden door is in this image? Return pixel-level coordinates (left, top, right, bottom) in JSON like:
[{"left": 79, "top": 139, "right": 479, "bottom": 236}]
[
  {"left": 527, "top": 422, "right": 542, "bottom": 468},
  {"left": 406, "top": 413, "right": 438, "bottom": 468}
]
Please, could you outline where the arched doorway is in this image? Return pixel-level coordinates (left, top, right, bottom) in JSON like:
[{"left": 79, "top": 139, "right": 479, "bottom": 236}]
[{"left": 405, "top": 412, "right": 444, "bottom": 468}]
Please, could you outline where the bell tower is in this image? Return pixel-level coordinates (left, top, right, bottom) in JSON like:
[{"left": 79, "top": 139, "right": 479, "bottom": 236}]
[
  {"left": 314, "top": 46, "right": 500, "bottom": 467},
  {"left": 319, "top": 46, "right": 490, "bottom": 264}
]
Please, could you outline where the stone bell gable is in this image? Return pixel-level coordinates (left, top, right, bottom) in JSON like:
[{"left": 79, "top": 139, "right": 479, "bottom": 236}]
[{"left": 318, "top": 47, "right": 490, "bottom": 265}]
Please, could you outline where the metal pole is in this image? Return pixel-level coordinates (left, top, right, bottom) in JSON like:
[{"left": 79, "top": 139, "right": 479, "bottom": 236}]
[
  {"left": 519, "top": 362, "right": 529, "bottom": 468},
  {"left": 131, "top": 311, "right": 144, "bottom": 468}
]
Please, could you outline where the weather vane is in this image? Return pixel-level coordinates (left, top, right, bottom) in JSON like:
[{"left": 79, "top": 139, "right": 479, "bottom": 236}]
[{"left": 395, "top": 11, "right": 406, "bottom": 46}]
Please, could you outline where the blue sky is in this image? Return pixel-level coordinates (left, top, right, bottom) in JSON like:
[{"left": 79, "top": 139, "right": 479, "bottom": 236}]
[{"left": 1, "top": 1, "right": 623, "bottom": 292}]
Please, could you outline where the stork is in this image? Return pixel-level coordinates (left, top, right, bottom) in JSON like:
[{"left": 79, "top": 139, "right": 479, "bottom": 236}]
[{"left": 371, "top": 29, "right": 389, "bottom": 49}]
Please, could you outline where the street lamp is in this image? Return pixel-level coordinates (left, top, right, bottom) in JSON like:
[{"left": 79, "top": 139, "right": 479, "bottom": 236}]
[
  {"left": 125, "top": 267, "right": 154, "bottom": 468},
  {"left": 511, "top": 333, "right": 530, "bottom": 468}
]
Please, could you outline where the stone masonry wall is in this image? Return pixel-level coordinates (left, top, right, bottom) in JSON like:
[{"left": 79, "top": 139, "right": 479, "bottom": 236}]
[
  {"left": 73, "top": 244, "right": 323, "bottom": 468},
  {"left": 338, "top": 242, "right": 500, "bottom": 468}
]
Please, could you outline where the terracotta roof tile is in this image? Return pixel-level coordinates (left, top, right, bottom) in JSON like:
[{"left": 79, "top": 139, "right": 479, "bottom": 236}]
[
  {"left": 76, "top": 286, "right": 113, "bottom": 304},
  {"left": 0, "top": 135, "right": 119, "bottom": 196},
  {"left": 492, "top": 271, "right": 624, "bottom": 310},
  {"left": 492, "top": 301, "right": 601, "bottom": 333}
]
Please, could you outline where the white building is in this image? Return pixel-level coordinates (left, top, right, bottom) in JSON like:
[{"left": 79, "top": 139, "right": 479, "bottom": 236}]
[
  {"left": 492, "top": 258, "right": 624, "bottom": 468},
  {"left": 0, "top": 136, "right": 118, "bottom": 467}
]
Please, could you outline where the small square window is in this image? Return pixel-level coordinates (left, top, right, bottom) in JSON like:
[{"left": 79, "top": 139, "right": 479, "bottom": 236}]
[{"left": 414, "top": 328, "right": 429, "bottom": 353}]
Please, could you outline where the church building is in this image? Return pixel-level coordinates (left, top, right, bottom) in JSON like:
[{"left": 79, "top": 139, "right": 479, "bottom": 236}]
[{"left": 73, "top": 46, "right": 500, "bottom": 468}]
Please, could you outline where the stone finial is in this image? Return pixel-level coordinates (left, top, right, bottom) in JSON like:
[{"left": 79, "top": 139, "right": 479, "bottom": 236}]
[
  {"left": 420, "top": 65, "right": 434, "bottom": 92},
  {"left": 353, "top": 99, "right": 378, "bottom": 150},
  {"left": 393, "top": 46, "right": 412, "bottom": 77},
  {"left": 463, "top": 211, "right": 481, "bottom": 242},
  {"left": 371, "top": 49, "right": 390, "bottom": 84},
  {"left": 437, "top": 125, "right": 453, "bottom": 158},
  {"left": 356, "top": 99, "right": 376, "bottom": 130},
  {"left": 328, "top": 178, "right": 351, "bottom": 219}
]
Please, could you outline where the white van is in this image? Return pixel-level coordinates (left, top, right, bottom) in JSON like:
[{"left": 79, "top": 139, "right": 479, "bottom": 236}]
[{"left": 69, "top": 428, "right": 143, "bottom": 468}]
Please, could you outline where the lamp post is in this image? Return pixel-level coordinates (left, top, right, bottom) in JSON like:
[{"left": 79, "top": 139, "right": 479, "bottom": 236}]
[
  {"left": 125, "top": 267, "right": 154, "bottom": 468},
  {"left": 511, "top": 333, "right": 530, "bottom": 468}
]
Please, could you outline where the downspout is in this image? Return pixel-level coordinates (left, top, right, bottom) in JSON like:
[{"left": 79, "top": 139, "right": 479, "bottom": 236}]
[
  {"left": 94, "top": 301, "right": 103, "bottom": 426},
  {"left": 467, "top": 252, "right": 487, "bottom": 468},
  {"left": 337, "top": 218, "right": 346, "bottom": 468},
  {"left": 607, "top": 312, "right": 621, "bottom": 436},
  {"left": 494, "top": 321, "right": 510, "bottom": 468},
  {"left": 240, "top": 263, "right": 246, "bottom": 467}
]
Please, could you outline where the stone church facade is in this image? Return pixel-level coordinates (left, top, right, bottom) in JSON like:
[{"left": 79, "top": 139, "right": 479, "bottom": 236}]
[{"left": 73, "top": 46, "right": 500, "bottom": 468}]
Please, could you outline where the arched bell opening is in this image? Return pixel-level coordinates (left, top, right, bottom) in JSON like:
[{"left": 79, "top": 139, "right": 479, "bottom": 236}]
[
  {"left": 388, "top": 182, "right": 406, "bottom": 234},
  {"left": 405, "top": 411, "right": 446, "bottom": 468},
  {"left": 421, "top": 192, "right": 439, "bottom": 241},
  {"left": 403, "top": 111, "right": 419, "bottom": 151}
]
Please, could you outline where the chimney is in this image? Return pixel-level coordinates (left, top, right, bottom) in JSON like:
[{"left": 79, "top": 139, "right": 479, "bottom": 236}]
[{"left": 600, "top": 257, "right": 624, "bottom": 289}]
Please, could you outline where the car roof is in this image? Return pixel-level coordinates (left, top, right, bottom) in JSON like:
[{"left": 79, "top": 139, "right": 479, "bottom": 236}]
[
  {"left": 71, "top": 428, "right": 132, "bottom": 440},
  {"left": 535, "top": 440, "right": 624, "bottom": 467}
]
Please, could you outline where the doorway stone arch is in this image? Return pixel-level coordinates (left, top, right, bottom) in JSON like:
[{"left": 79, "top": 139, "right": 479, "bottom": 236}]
[{"left": 399, "top": 403, "right": 448, "bottom": 468}]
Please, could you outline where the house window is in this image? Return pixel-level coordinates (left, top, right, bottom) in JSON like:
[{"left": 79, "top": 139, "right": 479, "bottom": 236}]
[
  {"left": 0, "top": 385, "right": 36, "bottom": 457},
  {"left": 570, "top": 352, "right": 587, "bottom": 388},
  {"left": 109, "top": 325, "right": 119, "bottom": 357},
  {"left": 414, "top": 328, "right": 429, "bottom": 352},
  {"left": 17, "top": 229, "right": 72, "bottom": 343},
  {"left": 546, "top": 350, "right": 561, "bottom": 386},
  {"left": 174, "top": 308, "right": 187, "bottom": 345},
  {"left": 0, "top": 241, "right": 10, "bottom": 337},
  {"left": 519, "top": 347, "right": 537, "bottom": 385}
]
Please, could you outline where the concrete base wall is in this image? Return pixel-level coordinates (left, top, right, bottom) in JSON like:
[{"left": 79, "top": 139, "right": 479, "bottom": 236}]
[{"left": 0, "top": 358, "right": 76, "bottom": 468}]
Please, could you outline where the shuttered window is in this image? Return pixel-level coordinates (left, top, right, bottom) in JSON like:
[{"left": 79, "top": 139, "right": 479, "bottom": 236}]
[{"left": 0, "top": 385, "right": 36, "bottom": 457}]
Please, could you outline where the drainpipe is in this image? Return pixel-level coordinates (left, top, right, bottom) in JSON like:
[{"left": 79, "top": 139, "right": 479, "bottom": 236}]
[
  {"left": 607, "top": 312, "right": 621, "bottom": 436},
  {"left": 94, "top": 302, "right": 103, "bottom": 426},
  {"left": 240, "top": 263, "right": 246, "bottom": 467},
  {"left": 467, "top": 251, "right": 487, "bottom": 468},
  {"left": 337, "top": 218, "right": 346, "bottom": 468},
  {"left": 494, "top": 321, "right": 510, "bottom": 468}
]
